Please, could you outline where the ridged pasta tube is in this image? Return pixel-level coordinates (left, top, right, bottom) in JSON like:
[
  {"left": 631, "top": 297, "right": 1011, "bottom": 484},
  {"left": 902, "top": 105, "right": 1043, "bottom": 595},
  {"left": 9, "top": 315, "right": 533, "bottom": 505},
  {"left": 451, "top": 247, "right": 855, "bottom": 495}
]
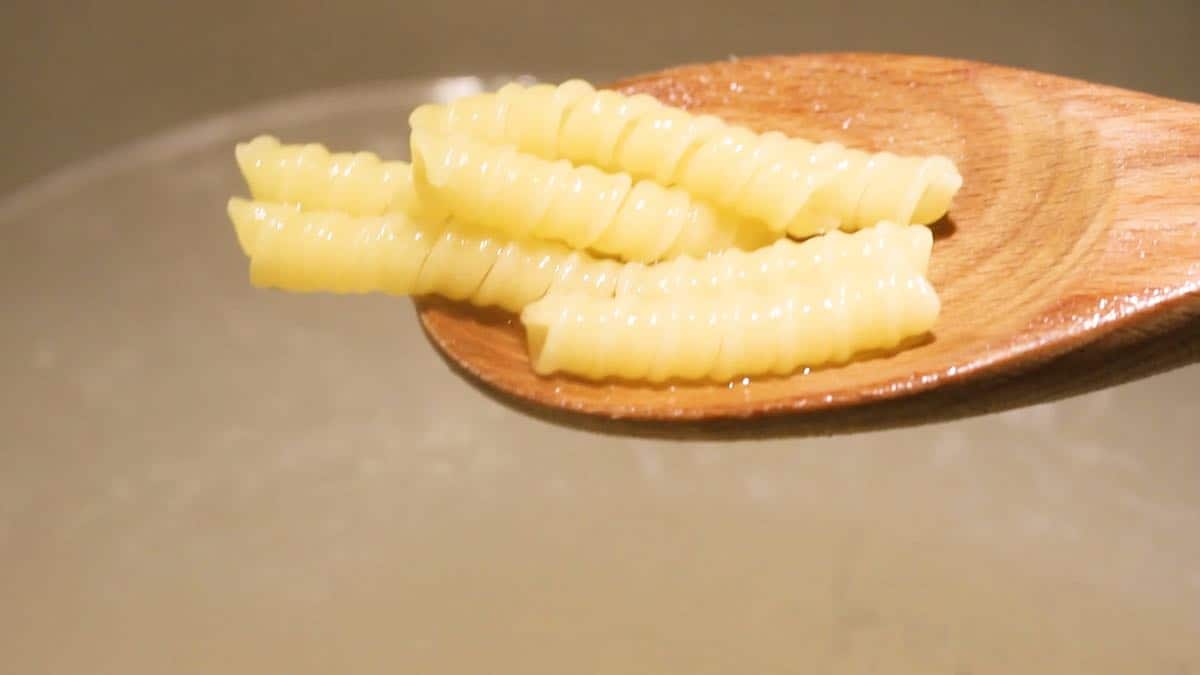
[
  {"left": 410, "top": 80, "right": 963, "bottom": 236},
  {"left": 235, "top": 134, "right": 933, "bottom": 278},
  {"left": 228, "top": 199, "right": 622, "bottom": 312},
  {"left": 521, "top": 272, "right": 941, "bottom": 382},
  {"left": 409, "top": 129, "right": 773, "bottom": 263},
  {"left": 234, "top": 135, "right": 446, "bottom": 220},
  {"left": 230, "top": 194, "right": 931, "bottom": 304},
  {"left": 617, "top": 221, "right": 931, "bottom": 297}
]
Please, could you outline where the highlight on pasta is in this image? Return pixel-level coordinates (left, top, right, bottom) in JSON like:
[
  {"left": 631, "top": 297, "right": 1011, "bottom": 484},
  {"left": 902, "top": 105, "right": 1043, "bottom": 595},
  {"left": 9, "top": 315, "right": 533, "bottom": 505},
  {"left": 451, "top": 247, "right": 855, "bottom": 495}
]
[
  {"left": 235, "top": 135, "right": 447, "bottom": 221},
  {"left": 410, "top": 79, "right": 963, "bottom": 236},
  {"left": 228, "top": 198, "right": 623, "bottom": 312},
  {"left": 615, "top": 221, "right": 932, "bottom": 298},
  {"left": 230, "top": 196, "right": 930, "bottom": 306},
  {"left": 409, "top": 129, "right": 773, "bottom": 263},
  {"left": 228, "top": 73, "right": 959, "bottom": 384},
  {"left": 521, "top": 271, "right": 942, "bottom": 382}
]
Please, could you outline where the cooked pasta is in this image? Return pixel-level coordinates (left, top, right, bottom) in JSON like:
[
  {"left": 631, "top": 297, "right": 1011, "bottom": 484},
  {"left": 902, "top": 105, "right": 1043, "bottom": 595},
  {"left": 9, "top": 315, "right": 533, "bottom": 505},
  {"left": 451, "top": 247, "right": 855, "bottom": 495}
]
[
  {"left": 234, "top": 135, "right": 446, "bottom": 220},
  {"left": 231, "top": 77, "right": 957, "bottom": 384},
  {"left": 231, "top": 191, "right": 931, "bottom": 304},
  {"left": 521, "top": 271, "right": 941, "bottom": 381},
  {"left": 410, "top": 80, "right": 962, "bottom": 235},
  {"left": 235, "top": 134, "right": 936, "bottom": 279},
  {"left": 616, "top": 221, "right": 931, "bottom": 297},
  {"left": 228, "top": 198, "right": 623, "bottom": 312},
  {"left": 409, "top": 129, "right": 773, "bottom": 262},
  {"left": 410, "top": 80, "right": 599, "bottom": 160}
]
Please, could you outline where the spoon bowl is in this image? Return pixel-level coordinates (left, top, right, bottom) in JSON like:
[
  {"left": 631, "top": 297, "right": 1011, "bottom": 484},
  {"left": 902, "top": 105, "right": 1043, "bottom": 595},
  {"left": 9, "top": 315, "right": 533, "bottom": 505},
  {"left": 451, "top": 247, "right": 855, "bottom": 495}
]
[{"left": 417, "top": 53, "right": 1200, "bottom": 423}]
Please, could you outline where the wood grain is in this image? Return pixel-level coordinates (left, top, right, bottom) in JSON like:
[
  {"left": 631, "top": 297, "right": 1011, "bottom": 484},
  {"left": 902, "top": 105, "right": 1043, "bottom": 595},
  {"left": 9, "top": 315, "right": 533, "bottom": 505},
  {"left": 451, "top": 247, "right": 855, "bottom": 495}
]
[{"left": 417, "top": 53, "right": 1200, "bottom": 425}]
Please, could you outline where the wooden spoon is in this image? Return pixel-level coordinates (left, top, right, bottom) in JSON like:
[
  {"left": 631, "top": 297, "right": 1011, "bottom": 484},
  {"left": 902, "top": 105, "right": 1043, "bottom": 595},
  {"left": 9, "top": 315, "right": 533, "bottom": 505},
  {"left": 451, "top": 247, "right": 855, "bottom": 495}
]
[{"left": 416, "top": 53, "right": 1200, "bottom": 428}]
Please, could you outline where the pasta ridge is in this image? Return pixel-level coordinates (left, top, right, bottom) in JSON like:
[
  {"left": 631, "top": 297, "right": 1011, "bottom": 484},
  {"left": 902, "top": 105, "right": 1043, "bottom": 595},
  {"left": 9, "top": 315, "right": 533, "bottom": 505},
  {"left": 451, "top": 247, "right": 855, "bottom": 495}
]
[
  {"left": 234, "top": 135, "right": 447, "bottom": 221},
  {"left": 521, "top": 271, "right": 941, "bottom": 382},
  {"left": 227, "top": 198, "right": 624, "bottom": 312},
  {"left": 410, "top": 80, "right": 963, "bottom": 236},
  {"left": 618, "top": 221, "right": 932, "bottom": 297},
  {"left": 409, "top": 129, "right": 772, "bottom": 263},
  {"left": 229, "top": 174, "right": 931, "bottom": 308}
]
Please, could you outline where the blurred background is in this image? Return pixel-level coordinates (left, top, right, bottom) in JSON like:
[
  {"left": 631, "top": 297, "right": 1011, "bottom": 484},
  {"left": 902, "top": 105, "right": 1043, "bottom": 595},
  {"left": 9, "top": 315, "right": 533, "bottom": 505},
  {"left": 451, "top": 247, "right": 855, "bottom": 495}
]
[
  {"left": 2, "top": 1, "right": 1198, "bottom": 674},
  {"left": 3, "top": 0, "right": 1199, "bottom": 192}
]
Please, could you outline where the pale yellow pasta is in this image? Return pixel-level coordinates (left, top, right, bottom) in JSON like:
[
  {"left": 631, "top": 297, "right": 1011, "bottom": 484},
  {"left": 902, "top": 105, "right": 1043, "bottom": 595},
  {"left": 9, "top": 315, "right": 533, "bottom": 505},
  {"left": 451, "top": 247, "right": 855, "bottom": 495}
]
[
  {"left": 228, "top": 199, "right": 623, "bottom": 312},
  {"left": 616, "top": 221, "right": 932, "bottom": 297},
  {"left": 234, "top": 135, "right": 446, "bottom": 220},
  {"left": 410, "top": 80, "right": 598, "bottom": 160},
  {"left": 409, "top": 129, "right": 773, "bottom": 262},
  {"left": 231, "top": 192, "right": 931, "bottom": 309},
  {"left": 521, "top": 271, "right": 941, "bottom": 381},
  {"left": 410, "top": 80, "right": 962, "bottom": 236}
]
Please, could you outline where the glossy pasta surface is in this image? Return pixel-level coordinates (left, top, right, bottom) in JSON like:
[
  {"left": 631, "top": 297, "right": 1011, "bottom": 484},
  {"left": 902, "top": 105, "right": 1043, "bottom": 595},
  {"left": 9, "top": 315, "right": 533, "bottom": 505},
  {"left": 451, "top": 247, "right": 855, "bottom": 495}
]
[
  {"left": 232, "top": 71, "right": 957, "bottom": 385},
  {"left": 410, "top": 80, "right": 962, "bottom": 235},
  {"left": 235, "top": 135, "right": 445, "bottom": 220},
  {"left": 228, "top": 198, "right": 622, "bottom": 312},
  {"left": 409, "top": 130, "right": 772, "bottom": 262},
  {"left": 231, "top": 192, "right": 930, "bottom": 306},
  {"left": 617, "top": 221, "right": 932, "bottom": 298},
  {"left": 522, "top": 272, "right": 941, "bottom": 382}
]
